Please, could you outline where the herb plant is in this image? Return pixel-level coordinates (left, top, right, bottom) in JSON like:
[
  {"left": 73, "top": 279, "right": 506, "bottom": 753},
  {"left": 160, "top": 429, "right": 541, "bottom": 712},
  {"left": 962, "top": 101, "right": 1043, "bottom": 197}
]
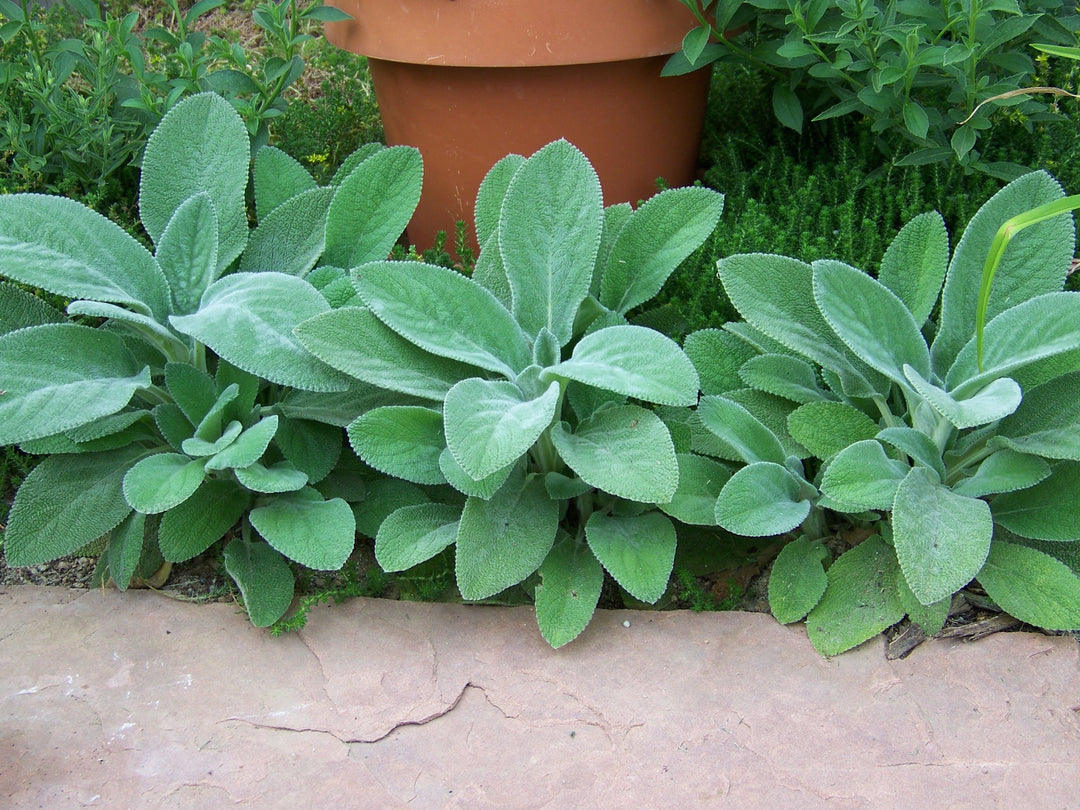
[
  {"left": 0, "top": 92, "right": 423, "bottom": 627},
  {"left": 666, "top": 0, "right": 1079, "bottom": 177},
  {"left": 684, "top": 169, "right": 1080, "bottom": 655},
  {"left": 295, "top": 140, "right": 725, "bottom": 647}
]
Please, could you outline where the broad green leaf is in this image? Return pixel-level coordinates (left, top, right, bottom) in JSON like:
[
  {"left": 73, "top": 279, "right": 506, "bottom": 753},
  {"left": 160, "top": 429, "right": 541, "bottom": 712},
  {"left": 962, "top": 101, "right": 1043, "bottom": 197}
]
[
  {"left": 723, "top": 388, "right": 807, "bottom": 460},
  {"left": 0, "top": 280, "right": 66, "bottom": 335},
  {"left": 545, "top": 325, "right": 699, "bottom": 406},
  {"left": 471, "top": 233, "right": 512, "bottom": 309},
  {"left": 122, "top": 453, "right": 206, "bottom": 514},
  {"left": 475, "top": 153, "right": 526, "bottom": 245},
  {"left": 978, "top": 541, "right": 1080, "bottom": 630},
  {"left": 769, "top": 536, "right": 830, "bottom": 624},
  {"left": 739, "top": 354, "right": 835, "bottom": 404},
  {"left": 234, "top": 461, "right": 310, "bottom": 494},
  {"left": 772, "top": 83, "right": 803, "bottom": 133},
  {"left": 216, "top": 359, "right": 260, "bottom": 425},
  {"left": 253, "top": 145, "right": 317, "bottom": 220},
  {"left": 456, "top": 475, "right": 558, "bottom": 600},
  {"left": 347, "top": 406, "right": 446, "bottom": 485},
  {"left": 550, "top": 405, "right": 678, "bottom": 503},
  {"left": 154, "top": 403, "right": 195, "bottom": 450},
  {"left": 599, "top": 186, "right": 724, "bottom": 315},
  {"left": 444, "top": 378, "right": 559, "bottom": 480},
  {"left": 787, "top": 401, "right": 881, "bottom": 460},
  {"left": 155, "top": 192, "right": 219, "bottom": 315},
  {"left": 876, "top": 426, "right": 946, "bottom": 482},
  {"left": 0, "top": 194, "right": 170, "bottom": 320},
  {"left": 274, "top": 417, "right": 342, "bottom": 484},
  {"left": 140, "top": 92, "right": 250, "bottom": 272},
  {"left": 806, "top": 535, "right": 906, "bottom": 655},
  {"left": 947, "top": 293, "right": 1080, "bottom": 396},
  {"left": 355, "top": 261, "right": 531, "bottom": 377},
  {"left": 684, "top": 328, "right": 758, "bottom": 395},
  {"left": 182, "top": 420, "right": 242, "bottom": 456},
  {"left": 323, "top": 146, "right": 423, "bottom": 268},
  {"left": 240, "top": 186, "right": 333, "bottom": 276},
  {"left": 996, "top": 371, "right": 1080, "bottom": 460},
  {"left": 250, "top": 488, "right": 355, "bottom": 570},
  {"left": 329, "top": 142, "right": 385, "bottom": 187},
  {"left": 205, "top": 416, "right": 279, "bottom": 471},
  {"left": 878, "top": 211, "right": 949, "bottom": 328},
  {"left": 439, "top": 448, "right": 515, "bottom": 499},
  {"left": 499, "top": 140, "right": 602, "bottom": 345},
  {"left": 165, "top": 362, "right": 217, "bottom": 426},
  {"left": 952, "top": 449, "right": 1050, "bottom": 498},
  {"left": 585, "top": 511, "right": 677, "bottom": 603},
  {"left": 813, "top": 259, "right": 930, "bottom": 385},
  {"left": 171, "top": 272, "right": 350, "bottom": 392},
  {"left": 543, "top": 471, "right": 594, "bottom": 501},
  {"left": 714, "top": 462, "right": 811, "bottom": 537},
  {"left": 535, "top": 535, "right": 605, "bottom": 648},
  {"left": 820, "top": 440, "right": 911, "bottom": 511},
  {"left": 932, "top": 171, "right": 1074, "bottom": 371},
  {"left": 295, "top": 306, "right": 478, "bottom": 400},
  {"left": 893, "top": 467, "right": 993, "bottom": 605},
  {"left": 106, "top": 512, "right": 147, "bottom": 591},
  {"left": 895, "top": 570, "right": 950, "bottom": 635},
  {"left": 696, "top": 395, "right": 786, "bottom": 465},
  {"left": 905, "top": 366, "right": 1021, "bottom": 429},
  {"left": 375, "top": 503, "right": 461, "bottom": 572},
  {"left": 223, "top": 539, "right": 294, "bottom": 627},
  {"left": 0, "top": 324, "right": 152, "bottom": 445},
  {"left": 992, "top": 462, "right": 1080, "bottom": 541},
  {"left": 192, "top": 384, "right": 239, "bottom": 442},
  {"left": 64, "top": 299, "right": 185, "bottom": 354},
  {"left": 4, "top": 446, "right": 145, "bottom": 566},
  {"left": 593, "top": 203, "right": 633, "bottom": 298},
  {"left": 353, "top": 478, "right": 429, "bottom": 539},
  {"left": 158, "top": 479, "right": 249, "bottom": 561},
  {"left": 659, "top": 453, "right": 732, "bottom": 526}
]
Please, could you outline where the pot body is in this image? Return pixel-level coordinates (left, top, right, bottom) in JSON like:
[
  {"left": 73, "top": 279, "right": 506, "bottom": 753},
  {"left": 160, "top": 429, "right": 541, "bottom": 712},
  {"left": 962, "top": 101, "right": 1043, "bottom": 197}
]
[{"left": 326, "top": 0, "right": 711, "bottom": 253}]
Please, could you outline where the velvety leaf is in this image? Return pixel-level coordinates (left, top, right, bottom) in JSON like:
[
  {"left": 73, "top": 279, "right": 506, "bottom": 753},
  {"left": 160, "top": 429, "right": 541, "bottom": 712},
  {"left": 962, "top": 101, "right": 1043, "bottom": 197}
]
[
  {"left": 714, "top": 462, "right": 811, "bottom": 537},
  {"left": 155, "top": 192, "right": 219, "bottom": 315},
  {"left": 952, "top": 449, "right": 1050, "bottom": 498},
  {"left": 806, "top": 535, "right": 906, "bottom": 656},
  {"left": 787, "top": 401, "right": 880, "bottom": 460},
  {"left": 893, "top": 467, "right": 993, "bottom": 605},
  {"left": 439, "top": 448, "right": 516, "bottom": 500},
  {"left": 585, "top": 511, "right": 677, "bottom": 603},
  {"left": 739, "top": 353, "right": 835, "bottom": 404},
  {"left": 992, "top": 462, "right": 1080, "bottom": 541},
  {"left": 0, "top": 194, "right": 170, "bottom": 320},
  {"left": 106, "top": 511, "right": 147, "bottom": 591},
  {"left": 905, "top": 366, "right": 1021, "bottom": 429},
  {"left": 158, "top": 479, "right": 249, "bottom": 562},
  {"left": 355, "top": 261, "right": 531, "bottom": 377},
  {"left": 122, "top": 453, "right": 206, "bottom": 514},
  {"left": 375, "top": 502, "right": 461, "bottom": 572},
  {"left": 253, "top": 145, "right": 317, "bottom": 220},
  {"left": 323, "top": 146, "right": 423, "bottom": 268},
  {"left": 684, "top": 328, "right": 758, "bottom": 395},
  {"left": 545, "top": 325, "right": 699, "bottom": 406},
  {"left": 543, "top": 471, "right": 594, "bottom": 501},
  {"left": 499, "top": 140, "right": 602, "bottom": 345},
  {"left": 240, "top": 186, "right": 332, "bottom": 276},
  {"left": 813, "top": 259, "right": 930, "bottom": 385},
  {"left": 182, "top": 419, "right": 242, "bottom": 456},
  {"left": 250, "top": 488, "right": 355, "bottom": 570},
  {"left": 820, "top": 440, "right": 910, "bottom": 511},
  {"left": 878, "top": 211, "right": 949, "bottom": 327},
  {"left": 4, "top": 446, "right": 145, "bottom": 566},
  {"left": 154, "top": 403, "right": 195, "bottom": 450},
  {"left": 978, "top": 541, "right": 1080, "bottom": 630},
  {"left": 996, "top": 370, "right": 1080, "bottom": 460},
  {"left": 475, "top": 153, "right": 526, "bottom": 246},
  {"left": 171, "top": 272, "right": 350, "bottom": 392},
  {"left": 353, "top": 479, "right": 430, "bottom": 539},
  {"left": 932, "top": 171, "right": 1074, "bottom": 371},
  {"left": 444, "top": 378, "right": 559, "bottom": 480},
  {"left": 876, "top": 426, "right": 946, "bottom": 482},
  {"left": 347, "top": 406, "right": 446, "bottom": 485},
  {"left": 895, "top": 569, "right": 950, "bottom": 635},
  {"left": 456, "top": 475, "right": 558, "bottom": 601},
  {"left": 659, "top": 453, "right": 732, "bottom": 526},
  {"left": 0, "top": 324, "right": 152, "bottom": 445},
  {"left": 275, "top": 417, "right": 342, "bottom": 484},
  {"left": 295, "top": 306, "right": 478, "bottom": 400},
  {"left": 192, "top": 384, "right": 239, "bottom": 442},
  {"left": 550, "top": 405, "right": 678, "bottom": 503},
  {"left": 234, "top": 460, "right": 310, "bottom": 494},
  {"left": 723, "top": 388, "right": 807, "bottom": 460},
  {"left": 599, "top": 186, "right": 724, "bottom": 315},
  {"left": 165, "top": 362, "right": 217, "bottom": 427},
  {"left": 223, "top": 538, "right": 294, "bottom": 627},
  {"left": 535, "top": 535, "right": 605, "bottom": 648},
  {"left": 205, "top": 415, "right": 278, "bottom": 471},
  {"left": 769, "top": 536, "right": 830, "bottom": 624},
  {"left": 696, "top": 395, "right": 786, "bottom": 465},
  {"left": 0, "top": 280, "right": 67, "bottom": 335},
  {"left": 140, "top": 93, "right": 249, "bottom": 272}
]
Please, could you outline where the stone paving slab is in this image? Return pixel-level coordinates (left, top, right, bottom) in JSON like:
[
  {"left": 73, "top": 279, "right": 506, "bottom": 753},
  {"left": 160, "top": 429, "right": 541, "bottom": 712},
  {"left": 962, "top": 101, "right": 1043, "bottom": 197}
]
[{"left": 2, "top": 585, "right": 1078, "bottom": 808}]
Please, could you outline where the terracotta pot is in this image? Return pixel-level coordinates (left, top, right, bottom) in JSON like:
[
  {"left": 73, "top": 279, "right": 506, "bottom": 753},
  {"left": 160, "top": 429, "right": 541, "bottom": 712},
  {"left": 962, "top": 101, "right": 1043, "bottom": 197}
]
[{"left": 325, "top": 0, "right": 712, "bottom": 255}]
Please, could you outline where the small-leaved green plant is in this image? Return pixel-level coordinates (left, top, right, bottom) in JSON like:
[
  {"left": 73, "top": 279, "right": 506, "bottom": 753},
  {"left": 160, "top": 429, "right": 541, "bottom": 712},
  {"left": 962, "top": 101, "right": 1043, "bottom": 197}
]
[
  {"left": 294, "top": 140, "right": 726, "bottom": 647},
  {"left": 684, "top": 169, "right": 1080, "bottom": 655},
  {"left": 0, "top": 92, "right": 423, "bottom": 627}
]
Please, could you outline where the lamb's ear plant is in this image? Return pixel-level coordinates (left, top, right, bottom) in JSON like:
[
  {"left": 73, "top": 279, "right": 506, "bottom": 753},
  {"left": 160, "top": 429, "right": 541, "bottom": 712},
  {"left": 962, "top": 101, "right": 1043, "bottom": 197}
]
[
  {"left": 0, "top": 92, "right": 423, "bottom": 626},
  {"left": 295, "top": 139, "right": 725, "bottom": 647},
  {"left": 686, "top": 169, "right": 1080, "bottom": 655}
]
